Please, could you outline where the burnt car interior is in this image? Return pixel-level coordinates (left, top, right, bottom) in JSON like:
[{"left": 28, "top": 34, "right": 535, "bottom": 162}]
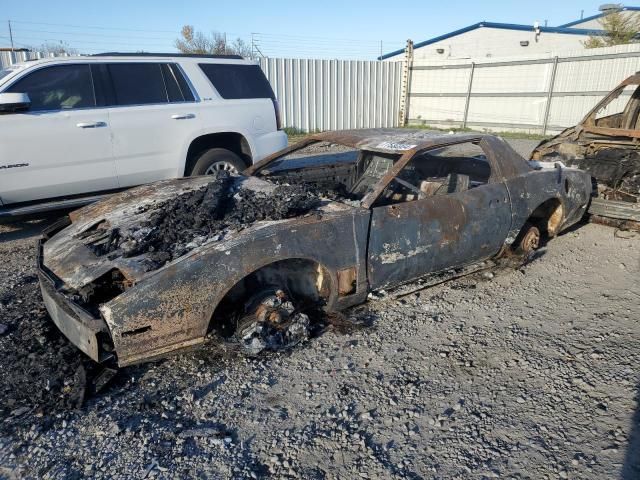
[{"left": 259, "top": 140, "right": 491, "bottom": 206}]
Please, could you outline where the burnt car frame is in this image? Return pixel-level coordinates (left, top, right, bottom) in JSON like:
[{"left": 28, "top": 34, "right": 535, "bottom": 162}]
[
  {"left": 38, "top": 129, "right": 592, "bottom": 366},
  {"left": 532, "top": 73, "right": 640, "bottom": 226}
]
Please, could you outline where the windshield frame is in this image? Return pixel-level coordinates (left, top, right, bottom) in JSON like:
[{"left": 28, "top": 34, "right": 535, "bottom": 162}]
[{"left": 0, "top": 65, "right": 25, "bottom": 87}]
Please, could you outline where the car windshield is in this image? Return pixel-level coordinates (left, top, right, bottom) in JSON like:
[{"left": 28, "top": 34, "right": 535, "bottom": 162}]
[{"left": 0, "top": 69, "right": 13, "bottom": 81}]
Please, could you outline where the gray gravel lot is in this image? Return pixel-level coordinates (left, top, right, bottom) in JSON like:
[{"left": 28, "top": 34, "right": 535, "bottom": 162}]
[{"left": 0, "top": 137, "right": 639, "bottom": 479}]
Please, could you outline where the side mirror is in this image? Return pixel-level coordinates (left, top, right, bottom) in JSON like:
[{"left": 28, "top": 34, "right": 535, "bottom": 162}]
[{"left": 0, "top": 92, "right": 30, "bottom": 112}]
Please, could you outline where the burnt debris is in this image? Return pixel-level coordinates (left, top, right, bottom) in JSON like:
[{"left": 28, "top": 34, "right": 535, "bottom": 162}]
[{"left": 84, "top": 172, "right": 328, "bottom": 264}]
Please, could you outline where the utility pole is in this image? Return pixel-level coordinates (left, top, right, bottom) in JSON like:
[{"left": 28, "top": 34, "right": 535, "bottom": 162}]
[
  {"left": 398, "top": 39, "right": 414, "bottom": 126},
  {"left": 379, "top": 40, "right": 383, "bottom": 60},
  {"left": 8, "top": 20, "right": 14, "bottom": 51},
  {"left": 251, "top": 33, "right": 255, "bottom": 59}
]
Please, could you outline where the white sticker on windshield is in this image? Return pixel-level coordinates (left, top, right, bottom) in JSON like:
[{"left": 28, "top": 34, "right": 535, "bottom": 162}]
[{"left": 375, "top": 141, "right": 417, "bottom": 151}]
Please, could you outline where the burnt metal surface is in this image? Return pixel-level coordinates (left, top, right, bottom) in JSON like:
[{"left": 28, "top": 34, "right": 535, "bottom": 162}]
[
  {"left": 39, "top": 128, "right": 592, "bottom": 366},
  {"left": 532, "top": 74, "right": 640, "bottom": 224}
]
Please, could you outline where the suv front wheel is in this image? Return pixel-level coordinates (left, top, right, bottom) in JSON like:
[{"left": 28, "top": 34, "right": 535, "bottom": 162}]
[{"left": 189, "top": 148, "right": 247, "bottom": 176}]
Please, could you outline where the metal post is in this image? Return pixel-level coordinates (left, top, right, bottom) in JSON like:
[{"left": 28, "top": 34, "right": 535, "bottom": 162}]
[
  {"left": 542, "top": 56, "right": 559, "bottom": 135},
  {"left": 462, "top": 62, "right": 475, "bottom": 129},
  {"left": 8, "top": 20, "right": 14, "bottom": 51},
  {"left": 398, "top": 39, "right": 414, "bottom": 126}
]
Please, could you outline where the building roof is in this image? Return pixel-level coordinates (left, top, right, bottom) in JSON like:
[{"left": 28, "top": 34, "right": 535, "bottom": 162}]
[
  {"left": 558, "top": 5, "right": 640, "bottom": 28},
  {"left": 378, "top": 21, "right": 606, "bottom": 60}
]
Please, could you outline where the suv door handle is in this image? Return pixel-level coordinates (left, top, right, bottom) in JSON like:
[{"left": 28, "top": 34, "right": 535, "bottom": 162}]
[
  {"left": 171, "top": 113, "right": 195, "bottom": 120},
  {"left": 76, "top": 121, "right": 107, "bottom": 128}
]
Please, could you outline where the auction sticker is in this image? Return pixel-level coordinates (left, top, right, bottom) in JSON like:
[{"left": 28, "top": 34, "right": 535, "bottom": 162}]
[{"left": 375, "top": 141, "right": 417, "bottom": 151}]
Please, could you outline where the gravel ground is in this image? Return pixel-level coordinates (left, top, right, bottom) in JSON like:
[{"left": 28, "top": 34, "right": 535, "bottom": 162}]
[{"left": 1, "top": 138, "right": 639, "bottom": 479}]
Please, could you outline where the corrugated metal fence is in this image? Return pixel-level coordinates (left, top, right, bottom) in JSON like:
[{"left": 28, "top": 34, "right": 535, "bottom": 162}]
[
  {"left": 0, "top": 50, "right": 70, "bottom": 68},
  {"left": 1, "top": 52, "right": 403, "bottom": 131},
  {"left": 259, "top": 58, "right": 403, "bottom": 131},
  {"left": 407, "top": 44, "right": 640, "bottom": 134}
]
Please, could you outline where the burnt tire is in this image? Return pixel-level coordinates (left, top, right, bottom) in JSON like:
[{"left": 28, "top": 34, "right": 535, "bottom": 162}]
[
  {"left": 188, "top": 148, "right": 246, "bottom": 176},
  {"left": 514, "top": 222, "right": 541, "bottom": 256}
]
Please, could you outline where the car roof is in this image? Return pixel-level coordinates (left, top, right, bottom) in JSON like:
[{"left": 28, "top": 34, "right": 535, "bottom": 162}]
[
  {"left": 10, "top": 54, "right": 255, "bottom": 69},
  {"left": 310, "top": 128, "right": 487, "bottom": 154}
]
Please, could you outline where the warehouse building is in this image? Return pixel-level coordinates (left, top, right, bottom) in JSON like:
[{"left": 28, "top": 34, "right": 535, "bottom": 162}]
[{"left": 380, "top": 5, "right": 640, "bottom": 61}]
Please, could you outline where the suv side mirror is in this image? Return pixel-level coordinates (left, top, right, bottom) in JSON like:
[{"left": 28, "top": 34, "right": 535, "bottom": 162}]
[{"left": 0, "top": 92, "right": 30, "bottom": 112}]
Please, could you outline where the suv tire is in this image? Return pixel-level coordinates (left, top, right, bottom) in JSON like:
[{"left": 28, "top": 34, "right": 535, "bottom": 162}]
[{"left": 189, "top": 148, "right": 247, "bottom": 176}]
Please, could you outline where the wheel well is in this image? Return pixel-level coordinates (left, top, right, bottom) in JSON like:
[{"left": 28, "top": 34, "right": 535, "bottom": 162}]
[
  {"left": 184, "top": 132, "right": 252, "bottom": 175},
  {"left": 209, "top": 258, "right": 332, "bottom": 336},
  {"left": 528, "top": 198, "right": 564, "bottom": 237}
]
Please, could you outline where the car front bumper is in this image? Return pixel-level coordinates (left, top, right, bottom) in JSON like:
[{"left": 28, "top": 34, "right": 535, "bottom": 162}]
[{"left": 37, "top": 220, "right": 114, "bottom": 363}]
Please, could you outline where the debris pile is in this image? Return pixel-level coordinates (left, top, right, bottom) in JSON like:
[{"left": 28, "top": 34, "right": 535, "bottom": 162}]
[
  {"left": 576, "top": 149, "right": 640, "bottom": 200},
  {"left": 86, "top": 172, "right": 325, "bottom": 264}
]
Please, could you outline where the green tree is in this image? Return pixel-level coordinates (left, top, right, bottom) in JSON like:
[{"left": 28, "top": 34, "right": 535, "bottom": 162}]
[
  {"left": 583, "top": 10, "right": 640, "bottom": 48},
  {"left": 175, "top": 25, "right": 252, "bottom": 57}
]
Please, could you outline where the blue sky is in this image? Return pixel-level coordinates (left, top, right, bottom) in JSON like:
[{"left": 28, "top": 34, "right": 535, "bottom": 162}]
[{"left": 1, "top": 0, "right": 614, "bottom": 59}]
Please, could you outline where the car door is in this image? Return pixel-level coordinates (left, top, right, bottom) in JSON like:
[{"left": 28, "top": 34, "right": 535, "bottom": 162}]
[
  {"left": 365, "top": 141, "right": 512, "bottom": 290},
  {"left": 0, "top": 63, "right": 117, "bottom": 205},
  {"left": 103, "top": 62, "right": 200, "bottom": 187}
]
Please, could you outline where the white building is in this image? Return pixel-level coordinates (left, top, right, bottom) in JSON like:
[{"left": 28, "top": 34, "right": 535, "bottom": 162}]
[{"left": 380, "top": 5, "right": 640, "bottom": 61}]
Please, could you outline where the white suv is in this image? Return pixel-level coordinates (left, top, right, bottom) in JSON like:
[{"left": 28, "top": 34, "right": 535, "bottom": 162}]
[{"left": 0, "top": 53, "right": 287, "bottom": 218}]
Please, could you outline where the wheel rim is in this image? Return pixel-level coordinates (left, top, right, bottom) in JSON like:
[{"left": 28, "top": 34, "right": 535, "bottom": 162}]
[
  {"left": 238, "top": 290, "right": 311, "bottom": 355},
  {"left": 204, "top": 161, "right": 238, "bottom": 175},
  {"left": 521, "top": 228, "right": 540, "bottom": 254}
]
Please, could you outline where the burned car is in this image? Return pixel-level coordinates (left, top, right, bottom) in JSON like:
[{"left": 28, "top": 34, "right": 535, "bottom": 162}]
[
  {"left": 38, "top": 129, "right": 591, "bottom": 366},
  {"left": 532, "top": 73, "right": 640, "bottom": 227}
]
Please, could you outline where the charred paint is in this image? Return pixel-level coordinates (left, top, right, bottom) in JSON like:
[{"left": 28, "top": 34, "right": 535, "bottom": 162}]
[{"left": 39, "top": 129, "right": 593, "bottom": 366}]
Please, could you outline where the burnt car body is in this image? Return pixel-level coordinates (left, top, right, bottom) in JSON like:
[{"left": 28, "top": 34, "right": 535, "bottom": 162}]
[
  {"left": 38, "top": 129, "right": 592, "bottom": 366},
  {"left": 532, "top": 73, "right": 640, "bottom": 226}
]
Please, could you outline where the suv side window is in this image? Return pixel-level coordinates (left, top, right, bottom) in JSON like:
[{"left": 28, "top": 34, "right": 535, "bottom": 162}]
[
  {"left": 107, "top": 63, "right": 167, "bottom": 106},
  {"left": 6, "top": 64, "right": 95, "bottom": 112},
  {"left": 161, "top": 64, "right": 195, "bottom": 103},
  {"left": 198, "top": 63, "right": 275, "bottom": 99}
]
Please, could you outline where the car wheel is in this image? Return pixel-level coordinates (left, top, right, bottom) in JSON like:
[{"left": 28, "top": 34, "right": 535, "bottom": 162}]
[
  {"left": 514, "top": 222, "right": 541, "bottom": 256},
  {"left": 235, "top": 289, "right": 312, "bottom": 356},
  {"left": 189, "top": 148, "right": 246, "bottom": 176}
]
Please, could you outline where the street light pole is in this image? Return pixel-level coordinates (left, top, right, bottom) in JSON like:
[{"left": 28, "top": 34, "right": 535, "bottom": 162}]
[{"left": 8, "top": 20, "right": 15, "bottom": 50}]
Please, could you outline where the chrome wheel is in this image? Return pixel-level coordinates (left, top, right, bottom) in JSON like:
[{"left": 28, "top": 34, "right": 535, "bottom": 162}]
[{"left": 205, "top": 161, "right": 239, "bottom": 175}]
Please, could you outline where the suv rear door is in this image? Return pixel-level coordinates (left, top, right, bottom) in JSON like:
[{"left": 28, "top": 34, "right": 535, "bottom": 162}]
[
  {"left": 100, "top": 62, "right": 200, "bottom": 187},
  {"left": 0, "top": 63, "right": 117, "bottom": 205}
]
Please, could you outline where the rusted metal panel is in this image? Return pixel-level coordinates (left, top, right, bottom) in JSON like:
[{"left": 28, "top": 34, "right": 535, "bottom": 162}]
[
  {"left": 367, "top": 183, "right": 512, "bottom": 289},
  {"left": 96, "top": 204, "right": 371, "bottom": 366}
]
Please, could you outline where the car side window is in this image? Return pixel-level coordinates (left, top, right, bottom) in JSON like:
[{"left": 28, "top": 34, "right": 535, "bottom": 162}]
[
  {"left": 376, "top": 142, "right": 491, "bottom": 206},
  {"left": 589, "top": 84, "right": 639, "bottom": 129},
  {"left": 6, "top": 64, "right": 95, "bottom": 112},
  {"left": 198, "top": 63, "right": 275, "bottom": 99},
  {"left": 107, "top": 63, "right": 167, "bottom": 106},
  {"left": 161, "top": 64, "right": 195, "bottom": 103}
]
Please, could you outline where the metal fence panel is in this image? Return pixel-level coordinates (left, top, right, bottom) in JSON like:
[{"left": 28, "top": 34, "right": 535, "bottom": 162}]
[
  {"left": 259, "top": 58, "right": 402, "bottom": 131},
  {"left": 407, "top": 44, "right": 640, "bottom": 134}
]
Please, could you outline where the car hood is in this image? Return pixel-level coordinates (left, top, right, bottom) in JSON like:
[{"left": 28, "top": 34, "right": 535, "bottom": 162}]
[{"left": 43, "top": 175, "right": 356, "bottom": 291}]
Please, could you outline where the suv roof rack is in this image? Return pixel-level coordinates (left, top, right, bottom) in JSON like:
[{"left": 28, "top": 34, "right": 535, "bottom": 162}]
[{"left": 92, "top": 52, "right": 244, "bottom": 60}]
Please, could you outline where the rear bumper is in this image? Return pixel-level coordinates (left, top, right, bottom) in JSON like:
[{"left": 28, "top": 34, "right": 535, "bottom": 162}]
[
  {"left": 37, "top": 220, "right": 114, "bottom": 363},
  {"left": 252, "top": 130, "right": 288, "bottom": 162}
]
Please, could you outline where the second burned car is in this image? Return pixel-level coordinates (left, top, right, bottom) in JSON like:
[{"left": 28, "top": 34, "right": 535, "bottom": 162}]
[{"left": 38, "top": 129, "right": 592, "bottom": 366}]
